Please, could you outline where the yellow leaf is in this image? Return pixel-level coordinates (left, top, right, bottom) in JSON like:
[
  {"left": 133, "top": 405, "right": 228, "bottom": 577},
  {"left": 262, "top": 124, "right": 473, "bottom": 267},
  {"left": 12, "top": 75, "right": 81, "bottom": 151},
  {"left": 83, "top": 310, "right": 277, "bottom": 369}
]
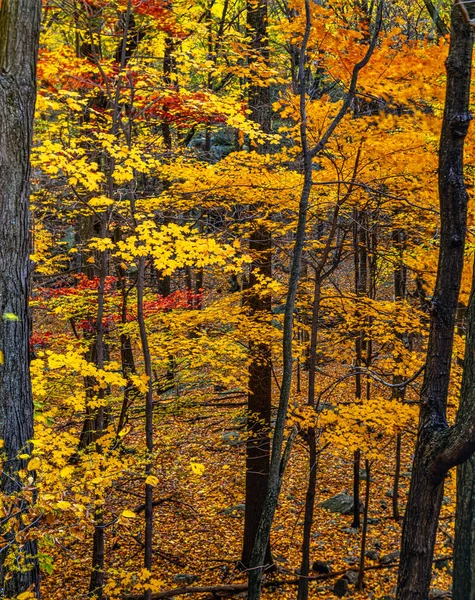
[
  {"left": 190, "top": 461, "right": 205, "bottom": 476},
  {"left": 145, "top": 475, "right": 159, "bottom": 487},
  {"left": 122, "top": 509, "right": 138, "bottom": 519},
  {"left": 27, "top": 457, "right": 41, "bottom": 470},
  {"left": 0, "top": 440, "right": 4, "bottom": 448},
  {"left": 56, "top": 501, "right": 71, "bottom": 510},
  {"left": 19, "top": 454, "right": 30, "bottom": 460},
  {"left": 87, "top": 256, "right": 95, "bottom": 264},
  {"left": 60, "top": 466, "right": 74, "bottom": 479},
  {"left": 17, "top": 592, "right": 36, "bottom": 600},
  {"left": 0, "top": 350, "right": 3, "bottom": 364},
  {"left": 3, "top": 313, "right": 18, "bottom": 321}
]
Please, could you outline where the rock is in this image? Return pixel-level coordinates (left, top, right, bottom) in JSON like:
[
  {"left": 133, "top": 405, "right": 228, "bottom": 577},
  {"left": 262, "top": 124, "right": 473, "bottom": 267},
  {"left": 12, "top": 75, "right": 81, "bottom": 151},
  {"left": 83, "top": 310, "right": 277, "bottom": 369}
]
[
  {"left": 367, "top": 518, "right": 381, "bottom": 525},
  {"left": 219, "top": 504, "right": 245, "bottom": 517},
  {"left": 173, "top": 574, "right": 199, "bottom": 585},
  {"left": 365, "top": 549, "right": 380, "bottom": 561},
  {"left": 360, "top": 469, "right": 373, "bottom": 481},
  {"left": 221, "top": 431, "right": 241, "bottom": 446},
  {"left": 442, "top": 496, "right": 451, "bottom": 506},
  {"left": 343, "top": 570, "right": 358, "bottom": 584},
  {"left": 429, "top": 590, "right": 450, "bottom": 599},
  {"left": 379, "top": 501, "right": 388, "bottom": 510},
  {"left": 344, "top": 556, "right": 358, "bottom": 565},
  {"left": 342, "top": 527, "right": 359, "bottom": 535},
  {"left": 333, "top": 577, "right": 349, "bottom": 597},
  {"left": 312, "top": 560, "right": 332, "bottom": 574},
  {"left": 385, "top": 489, "right": 394, "bottom": 498},
  {"left": 320, "top": 493, "right": 363, "bottom": 515},
  {"left": 380, "top": 551, "right": 400, "bottom": 565},
  {"left": 274, "top": 554, "right": 288, "bottom": 564}
]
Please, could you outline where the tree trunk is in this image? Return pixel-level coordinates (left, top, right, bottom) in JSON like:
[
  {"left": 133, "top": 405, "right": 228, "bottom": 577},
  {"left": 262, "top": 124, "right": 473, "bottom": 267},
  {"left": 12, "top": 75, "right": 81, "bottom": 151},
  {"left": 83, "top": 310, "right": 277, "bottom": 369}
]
[
  {"left": 0, "top": 0, "right": 41, "bottom": 596},
  {"left": 241, "top": 0, "right": 273, "bottom": 570},
  {"left": 396, "top": 5, "right": 474, "bottom": 599}
]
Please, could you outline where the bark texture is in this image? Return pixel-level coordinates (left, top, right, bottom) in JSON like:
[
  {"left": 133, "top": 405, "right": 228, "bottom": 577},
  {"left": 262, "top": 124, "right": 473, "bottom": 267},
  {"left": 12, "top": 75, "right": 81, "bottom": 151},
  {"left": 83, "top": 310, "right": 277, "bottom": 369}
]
[
  {"left": 0, "top": 0, "right": 42, "bottom": 595},
  {"left": 241, "top": 0, "right": 273, "bottom": 570},
  {"left": 396, "top": 5, "right": 474, "bottom": 599}
]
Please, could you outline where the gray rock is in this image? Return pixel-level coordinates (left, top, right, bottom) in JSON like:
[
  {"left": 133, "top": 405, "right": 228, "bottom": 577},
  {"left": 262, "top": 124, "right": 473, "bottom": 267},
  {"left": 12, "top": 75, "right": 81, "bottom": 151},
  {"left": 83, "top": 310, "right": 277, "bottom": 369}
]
[
  {"left": 333, "top": 577, "right": 349, "bottom": 597},
  {"left": 342, "top": 527, "right": 359, "bottom": 535},
  {"left": 343, "top": 570, "right": 358, "bottom": 584},
  {"left": 428, "top": 590, "right": 450, "bottom": 599},
  {"left": 221, "top": 431, "right": 241, "bottom": 446},
  {"left": 385, "top": 489, "right": 394, "bottom": 498},
  {"left": 380, "top": 551, "right": 400, "bottom": 565},
  {"left": 365, "top": 549, "right": 380, "bottom": 561},
  {"left": 442, "top": 496, "right": 451, "bottom": 506},
  {"left": 173, "top": 574, "right": 199, "bottom": 585},
  {"left": 320, "top": 493, "right": 363, "bottom": 515},
  {"left": 367, "top": 518, "right": 381, "bottom": 524},
  {"left": 219, "top": 504, "right": 245, "bottom": 517}
]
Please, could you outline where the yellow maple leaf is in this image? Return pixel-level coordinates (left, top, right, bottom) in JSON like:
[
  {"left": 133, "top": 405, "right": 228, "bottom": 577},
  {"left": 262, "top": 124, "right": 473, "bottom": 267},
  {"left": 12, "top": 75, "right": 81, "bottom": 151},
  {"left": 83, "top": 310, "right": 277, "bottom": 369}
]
[
  {"left": 27, "top": 457, "right": 41, "bottom": 470},
  {"left": 145, "top": 475, "right": 159, "bottom": 487}
]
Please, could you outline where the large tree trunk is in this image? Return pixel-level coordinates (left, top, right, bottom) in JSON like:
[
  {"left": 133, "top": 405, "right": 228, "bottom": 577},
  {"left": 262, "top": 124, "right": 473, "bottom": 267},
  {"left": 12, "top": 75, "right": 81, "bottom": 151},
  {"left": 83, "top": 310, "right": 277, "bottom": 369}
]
[
  {"left": 0, "top": 0, "right": 42, "bottom": 596},
  {"left": 241, "top": 0, "right": 273, "bottom": 570},
  {"left": 396, "top": 5, "right": 474, "bottom": 599}
]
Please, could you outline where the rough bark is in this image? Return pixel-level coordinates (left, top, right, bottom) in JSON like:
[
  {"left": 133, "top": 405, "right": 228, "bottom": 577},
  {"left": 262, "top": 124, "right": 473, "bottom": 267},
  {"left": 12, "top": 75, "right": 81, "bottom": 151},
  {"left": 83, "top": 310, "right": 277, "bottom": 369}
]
[
  {"left": 241, "top": 0, "right": 273, "bottom": 570},
  {"left": 396, "top": 5, "right": 474, "bottom": 599},
  {"left": 0, "top": 0, "right": 42, "bottom": 595}
]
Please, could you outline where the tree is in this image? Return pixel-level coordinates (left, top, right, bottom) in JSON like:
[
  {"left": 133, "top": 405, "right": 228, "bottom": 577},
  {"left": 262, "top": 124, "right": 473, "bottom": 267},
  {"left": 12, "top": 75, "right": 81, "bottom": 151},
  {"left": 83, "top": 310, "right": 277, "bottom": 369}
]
[
  {"left": 396, "top": 4, "right": 475, "bottom": 599},
  {"left": 241, "top": 0, "right": 273, "bottom": 571},
  {"left": 0, "top": 0, "right": 42, "bottom": 596}
]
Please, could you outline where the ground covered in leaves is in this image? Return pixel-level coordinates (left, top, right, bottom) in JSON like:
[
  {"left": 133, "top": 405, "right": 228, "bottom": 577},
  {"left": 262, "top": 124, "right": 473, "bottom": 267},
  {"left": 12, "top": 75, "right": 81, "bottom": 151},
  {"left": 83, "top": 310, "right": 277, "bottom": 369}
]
[{"left": 38, "top": 380, "right": 455, "bottom": 600}]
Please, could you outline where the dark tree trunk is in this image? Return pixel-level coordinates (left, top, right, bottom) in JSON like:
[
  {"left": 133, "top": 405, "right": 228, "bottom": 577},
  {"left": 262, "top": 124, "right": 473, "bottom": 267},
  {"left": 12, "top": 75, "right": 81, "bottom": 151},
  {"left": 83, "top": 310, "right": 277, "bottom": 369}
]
[
  {"left": 357, "top": 460, "right": 371, "bottom": 590},
  {"left": 396, "top": 5, "right": 474, "bottom": 599},
  {"left": 241, "top": 0, "right": 273, "bottom": 570},
  {"left": 352, "top": 208, "right": 367, "bottom": 529},
  {"left": 0, "top": 0, "right": 41, "bottom": 596}
]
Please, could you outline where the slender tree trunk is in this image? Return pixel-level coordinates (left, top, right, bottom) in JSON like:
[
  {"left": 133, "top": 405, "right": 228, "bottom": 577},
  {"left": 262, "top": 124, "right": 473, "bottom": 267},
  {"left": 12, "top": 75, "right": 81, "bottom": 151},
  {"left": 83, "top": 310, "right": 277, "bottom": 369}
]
[
  {"left": 246, "top": 3, "right": 383, "bottom": 597},
  {"left": 137, "top": 257, "right": 155, "bottom": 600},
  {"left": 357, "top": 460, "right": 371, "bottom": 590},
  {"left": 297, "top": 276, "right": 321, "bottom": 600},
  {"left": 0, "top": 0, "right": 41, "bottom": 595},
  {"left": 396, "top": 5, "right": 474, "bottom": 599}
]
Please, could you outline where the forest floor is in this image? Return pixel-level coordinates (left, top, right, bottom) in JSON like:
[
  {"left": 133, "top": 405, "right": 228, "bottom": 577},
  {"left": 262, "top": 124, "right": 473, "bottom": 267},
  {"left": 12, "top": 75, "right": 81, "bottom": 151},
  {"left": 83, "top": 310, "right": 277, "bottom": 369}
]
[{"left": 41, "top": 379, "right": 455, "bottom": 600}]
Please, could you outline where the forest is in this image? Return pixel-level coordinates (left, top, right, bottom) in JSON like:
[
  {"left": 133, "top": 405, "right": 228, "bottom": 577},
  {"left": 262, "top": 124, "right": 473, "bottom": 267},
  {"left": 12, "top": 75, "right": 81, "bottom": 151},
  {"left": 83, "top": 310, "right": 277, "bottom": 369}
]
[{"left": 2, "top": 0, "right": 475, "bottom": 598}]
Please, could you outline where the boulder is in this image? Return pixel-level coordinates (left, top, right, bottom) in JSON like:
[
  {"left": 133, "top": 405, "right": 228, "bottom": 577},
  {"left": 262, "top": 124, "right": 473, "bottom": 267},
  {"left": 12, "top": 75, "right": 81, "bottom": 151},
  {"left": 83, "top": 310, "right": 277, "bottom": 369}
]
[
  {"left": 333, "top": 577, "right": 349, "bottom": 597},
  {"left": 312, "top": 560, "right": 331, "bottom": 574},
  {"left": 320, "top": 493, "right": 363, "bottom": 515},
  {"left": 173, "top": 574, "right": 199, "bottom": 586},
  {"left": 343, "top": 570, "right": 358, "bottom": 584}
]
